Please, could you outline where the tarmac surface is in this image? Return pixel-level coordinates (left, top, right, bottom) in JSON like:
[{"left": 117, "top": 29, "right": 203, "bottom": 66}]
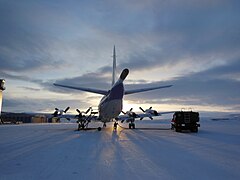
[{"left": 0, "top": 118, "right": 240, "bottom": 180}]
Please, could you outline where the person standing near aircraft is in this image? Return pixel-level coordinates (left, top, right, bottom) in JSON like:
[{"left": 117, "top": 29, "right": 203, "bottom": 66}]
[{"left": 113, "top": 121, "right": 118, "bottom": 130}]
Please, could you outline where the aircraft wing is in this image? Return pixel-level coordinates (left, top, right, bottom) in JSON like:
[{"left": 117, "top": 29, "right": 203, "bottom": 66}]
[
  {"left": 117, "top": 111, "right": 175, "bottom": 122},
  {"left": 53, "top": 83, "right": 108, "bottom": 95},
  {"left": 134, "top": 111, "right": 174, "bottom": 118},
  {"left": 116, "top": 114, "right": 139, "bottom": 122},
  {"left": 125, "top": 85, "right": 173, "bottom": 95},
  {"left": 158, "top": 111, "right": 176, "bottom": 116}
]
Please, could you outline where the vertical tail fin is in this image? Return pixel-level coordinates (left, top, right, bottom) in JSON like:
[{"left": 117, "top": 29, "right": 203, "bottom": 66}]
[{"left": 112, "top": 45, "right": 116, "bottom": 86}]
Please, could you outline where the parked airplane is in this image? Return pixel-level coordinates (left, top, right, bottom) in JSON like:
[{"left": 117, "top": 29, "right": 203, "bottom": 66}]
[{"left": 54, "top": 46, "right": 172, "bottom": 130}]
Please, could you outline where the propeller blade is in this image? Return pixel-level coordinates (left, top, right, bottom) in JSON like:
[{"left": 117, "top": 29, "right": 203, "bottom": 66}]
[
  {"left": 85, "top": 107, "right": 91, "bottom": 114},
  {"left": 139, "top": 107, "right": 145, "bottom": 112},
  {"left": 140, "top": 117, "right": 143, "bottom": 120},
  {"left": 76, "top": 109, "right": 81, "bottom": 114},
  {"left": 130, "top": 108, "right": 133, "bottom": 111},
  {"left": 149, "top": 107, "right": 152, "bottom": 109},
  {"left": 64, "top": 107, "right": 70, "bottom": 113},
  {"left": 121, "top": 111, "right": 126, "bottom": 114},
  {"left": 149, "top": 116, "right": 153, "bottom": 120},
  {"left": 55, "top": 108, "right": 59, "bottom": 111}
]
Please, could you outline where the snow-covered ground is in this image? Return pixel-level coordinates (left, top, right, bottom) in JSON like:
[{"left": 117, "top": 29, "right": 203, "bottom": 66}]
[{"left": 0, "top": 117, "right": 240, "bottom": 180}]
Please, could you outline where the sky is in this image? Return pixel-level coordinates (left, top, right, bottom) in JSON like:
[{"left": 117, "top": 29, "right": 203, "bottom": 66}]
[{"left": 0, "top": 0, "right": 240, "bottom": 116}]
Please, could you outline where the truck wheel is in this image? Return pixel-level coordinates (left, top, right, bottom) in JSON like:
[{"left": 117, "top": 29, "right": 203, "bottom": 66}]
[
  {"left": 191, "top": 127, "right": 198, "bottom": 132},
  {"left": 176, "top": 127, "right": 181, "bottom": 132}
]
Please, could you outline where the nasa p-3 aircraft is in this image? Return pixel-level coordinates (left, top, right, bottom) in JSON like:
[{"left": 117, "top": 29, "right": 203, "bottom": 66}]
[{"left": 54, "top": 46, "right": 172, "bottom": 130}]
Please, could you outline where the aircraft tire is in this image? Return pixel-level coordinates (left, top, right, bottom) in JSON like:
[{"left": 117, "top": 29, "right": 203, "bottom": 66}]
[{"left": 98, "top": 127, "right": 102, "bottom": 131}]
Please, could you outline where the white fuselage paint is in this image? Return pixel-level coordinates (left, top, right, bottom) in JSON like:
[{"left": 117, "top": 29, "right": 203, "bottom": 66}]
[
  {"left": 98, "top": 78, "right": 125, "bottom": 122},
  {"left": 98, "top": 99, "right": 122, "bottom": 123}
]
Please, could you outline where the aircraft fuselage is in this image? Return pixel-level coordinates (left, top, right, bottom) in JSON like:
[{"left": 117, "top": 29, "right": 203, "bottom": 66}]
[{"left": 98, "top": 70, "right": 127, "bottom": 123}]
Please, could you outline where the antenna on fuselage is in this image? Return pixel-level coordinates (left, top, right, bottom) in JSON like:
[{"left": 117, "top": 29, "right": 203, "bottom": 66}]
[{"left": 112, "top": 45, "right": 116, "bottom": 86}]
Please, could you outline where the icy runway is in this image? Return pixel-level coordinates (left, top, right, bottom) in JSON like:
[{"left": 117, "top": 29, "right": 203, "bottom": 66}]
[{"left": 0, "top": 118, "right": 240, "bottom": 180}]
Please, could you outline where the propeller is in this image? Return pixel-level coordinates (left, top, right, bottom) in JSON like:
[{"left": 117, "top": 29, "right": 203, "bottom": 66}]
[
  {"left": 139, "top": 106, "right": 156, "bottom": 120},
  {"left": 127, "top": 109, "right": 138, "bottom": 118},
  {"left": 52, "top": 107, "right": 70, "bottom": 117},
  {"left": 52, "top": 107, "right": 71, "bottom": 122},
  {"left": 76, "top": 107, "right": 92, "bottom": 119},
  {"left": 121, "top": 108, "right": 138, "bottom": 122}
]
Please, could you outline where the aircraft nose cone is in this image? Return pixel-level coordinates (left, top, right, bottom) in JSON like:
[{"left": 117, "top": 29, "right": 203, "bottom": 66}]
[{"left": 120, "top": 69, "right": 129, "bottom": 80}]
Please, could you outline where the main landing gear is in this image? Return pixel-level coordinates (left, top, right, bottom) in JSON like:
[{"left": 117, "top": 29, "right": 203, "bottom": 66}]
[
  {"left": 113, "top": 122, "right": 118, "bottom": 131},
  {"left": 103, "top": 122, "right": 106, "bottom": 127},
  {"left": 77, "top": 120, "right": 90, "bottom": 131},
  {"left": 129, "top": 122, "right": 135, "bottom": 129},
  {"left": 128, "top": 117, "right": 136, "bottom": 129}
]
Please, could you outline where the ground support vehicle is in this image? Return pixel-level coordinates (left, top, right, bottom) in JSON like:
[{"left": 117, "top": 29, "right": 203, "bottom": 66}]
[{"left": 171, "top": 111, "right": 200, "bottom": 132}]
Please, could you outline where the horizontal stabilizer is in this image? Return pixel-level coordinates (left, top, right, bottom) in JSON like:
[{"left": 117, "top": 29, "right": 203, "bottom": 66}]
[
  {"left": 53, "top": 83, "right": 108, "bottom": 95},
  {"left": 125, "top": 85, "right": 173, "bottom": 95}
]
